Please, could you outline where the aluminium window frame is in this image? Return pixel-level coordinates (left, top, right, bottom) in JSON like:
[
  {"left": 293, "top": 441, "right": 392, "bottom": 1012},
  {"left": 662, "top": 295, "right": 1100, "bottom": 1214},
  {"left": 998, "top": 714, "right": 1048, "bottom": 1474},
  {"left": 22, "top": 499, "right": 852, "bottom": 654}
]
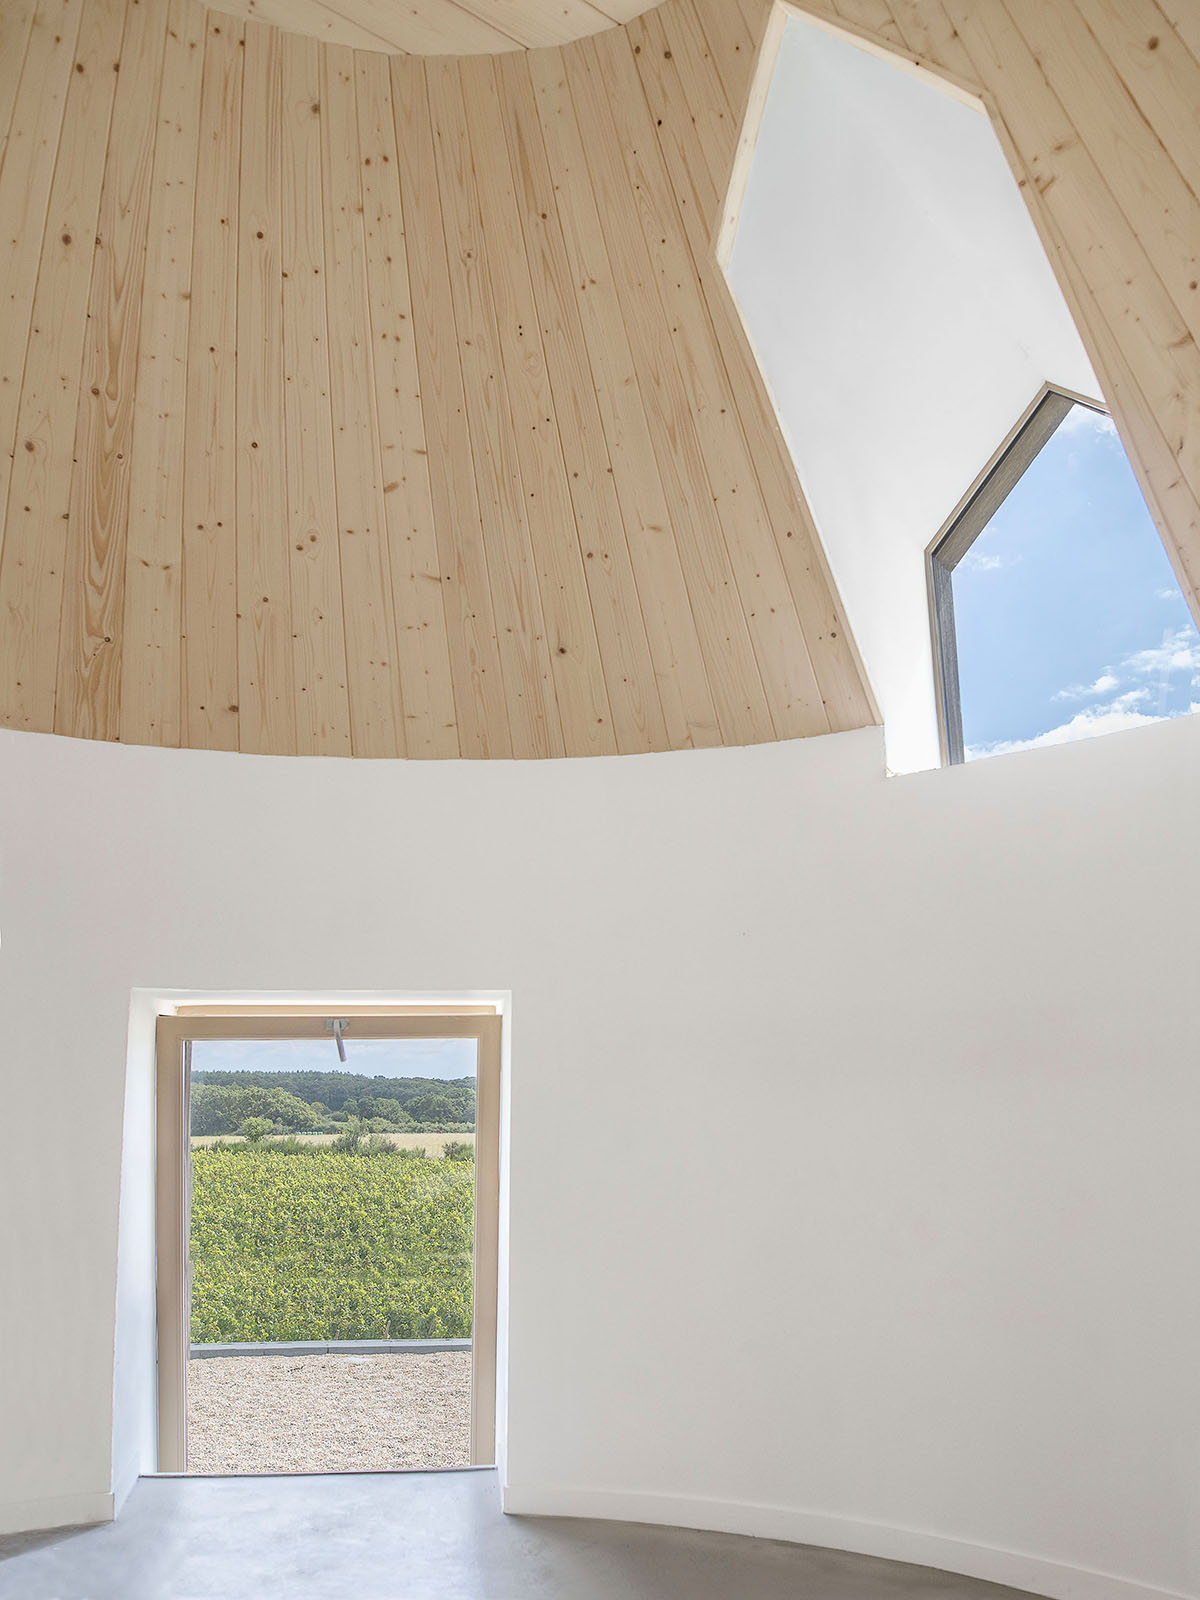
[
  {"left": 926, "top": 382, "right": 1108, "bottom": 766},
  {"left": 155, "top": 1006, "right": 502, "bottom": 1474}
]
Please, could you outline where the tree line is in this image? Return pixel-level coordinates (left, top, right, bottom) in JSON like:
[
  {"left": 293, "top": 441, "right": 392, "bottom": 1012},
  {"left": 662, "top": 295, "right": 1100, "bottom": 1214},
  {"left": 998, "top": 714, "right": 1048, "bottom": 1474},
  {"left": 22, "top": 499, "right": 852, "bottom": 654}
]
[{"left": 191, "top": 1071, "right": 475, "bottom": 1137}]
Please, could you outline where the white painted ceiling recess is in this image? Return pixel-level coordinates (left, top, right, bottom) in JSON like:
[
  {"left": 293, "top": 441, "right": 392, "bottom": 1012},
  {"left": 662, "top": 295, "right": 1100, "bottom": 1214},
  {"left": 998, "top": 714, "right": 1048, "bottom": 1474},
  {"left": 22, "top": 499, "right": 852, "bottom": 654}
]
[
  {"left": 728, "top": 14, "right": 1100, "bottom": 775},
  {"left": 205, "top": 0, "right": 661, "bottom": 55}
]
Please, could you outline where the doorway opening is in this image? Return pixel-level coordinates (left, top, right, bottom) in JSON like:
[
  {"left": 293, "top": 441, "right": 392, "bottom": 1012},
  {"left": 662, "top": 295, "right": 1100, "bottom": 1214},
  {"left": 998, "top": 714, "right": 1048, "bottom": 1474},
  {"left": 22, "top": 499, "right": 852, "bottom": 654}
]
[{"left": 155, "top": 1007, "right": 500, "bottom": 1476}]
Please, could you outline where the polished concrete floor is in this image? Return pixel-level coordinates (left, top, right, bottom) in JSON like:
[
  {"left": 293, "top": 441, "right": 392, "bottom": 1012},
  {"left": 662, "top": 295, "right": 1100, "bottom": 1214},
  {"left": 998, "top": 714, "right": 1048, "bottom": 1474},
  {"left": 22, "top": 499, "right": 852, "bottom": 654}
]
[{"left": 0, "top": 1470, "right": 1045, "bottom": 1600}]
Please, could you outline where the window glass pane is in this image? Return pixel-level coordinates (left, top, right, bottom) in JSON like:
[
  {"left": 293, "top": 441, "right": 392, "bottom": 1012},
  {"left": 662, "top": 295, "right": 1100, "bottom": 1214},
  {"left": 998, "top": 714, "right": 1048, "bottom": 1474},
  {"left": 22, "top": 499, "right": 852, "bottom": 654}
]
[
  {"left": 185, "top": 1034, "right": 478, "bottom": 1472},
  {"left": 951, "top": 403, "right": 1200, "bottom": 759}
]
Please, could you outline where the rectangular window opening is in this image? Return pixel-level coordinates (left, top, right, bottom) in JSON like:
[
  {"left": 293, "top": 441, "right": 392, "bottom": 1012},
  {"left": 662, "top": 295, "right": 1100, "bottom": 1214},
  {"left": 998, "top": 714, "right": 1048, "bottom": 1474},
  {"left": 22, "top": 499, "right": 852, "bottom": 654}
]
[{"left": 155, "top": 1007, "right": 500, "bottom": 1477}]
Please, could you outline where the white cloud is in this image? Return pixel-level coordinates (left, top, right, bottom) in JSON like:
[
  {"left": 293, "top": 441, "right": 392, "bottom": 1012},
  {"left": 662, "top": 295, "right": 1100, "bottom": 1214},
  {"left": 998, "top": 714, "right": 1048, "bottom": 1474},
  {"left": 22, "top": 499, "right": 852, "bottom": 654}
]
[
  {"left": 1106, "top": 688, "right": 1151, "bottom": 711},
  {"left": 967, "top": 703, "right": 1171, "bottom": 760},
  {"left": 1054, "top": 672, "right": 1119, "bottom": 701},
  {"left": 1124, "top": 627, "right": 1200, "bottom": 677},
  {"left": 1049, "top": 628, "right": 1200, "bottom": 713}
]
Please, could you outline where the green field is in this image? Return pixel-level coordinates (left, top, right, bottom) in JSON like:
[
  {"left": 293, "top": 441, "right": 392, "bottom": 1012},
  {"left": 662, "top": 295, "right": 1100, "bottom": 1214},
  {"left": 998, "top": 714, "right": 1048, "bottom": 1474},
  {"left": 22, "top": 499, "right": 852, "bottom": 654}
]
[{"left": 190, "top": 1145, "right": 475, "bottom": 1344}]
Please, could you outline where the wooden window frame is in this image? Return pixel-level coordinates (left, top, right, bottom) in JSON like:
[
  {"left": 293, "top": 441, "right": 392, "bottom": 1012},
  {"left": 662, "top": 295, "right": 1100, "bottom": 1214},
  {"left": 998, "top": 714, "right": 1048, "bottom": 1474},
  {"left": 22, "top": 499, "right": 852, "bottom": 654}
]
[
  {"left": 155, "top": 1007, "right": 502, "bottom": 1474},
  {"left": 926, "top": 383, "right": 1106, "bottom": 766}
]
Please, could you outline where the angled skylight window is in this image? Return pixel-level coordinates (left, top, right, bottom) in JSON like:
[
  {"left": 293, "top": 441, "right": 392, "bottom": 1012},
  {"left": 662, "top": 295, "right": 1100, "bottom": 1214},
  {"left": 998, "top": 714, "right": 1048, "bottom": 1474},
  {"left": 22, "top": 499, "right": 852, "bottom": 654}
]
[{"left": 930, "top": 388, "right": 1200, "bottom": 763}]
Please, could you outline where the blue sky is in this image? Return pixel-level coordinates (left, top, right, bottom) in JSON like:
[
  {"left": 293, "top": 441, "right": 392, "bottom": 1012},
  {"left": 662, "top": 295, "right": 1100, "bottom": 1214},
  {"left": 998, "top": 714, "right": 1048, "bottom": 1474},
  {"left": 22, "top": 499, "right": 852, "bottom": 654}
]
[
  {"left": 190, "top": 1037, "right": 477, "bottom": 1081},
  {"left": 952, "top": 405, "right": 1200, "bottom": 760}
]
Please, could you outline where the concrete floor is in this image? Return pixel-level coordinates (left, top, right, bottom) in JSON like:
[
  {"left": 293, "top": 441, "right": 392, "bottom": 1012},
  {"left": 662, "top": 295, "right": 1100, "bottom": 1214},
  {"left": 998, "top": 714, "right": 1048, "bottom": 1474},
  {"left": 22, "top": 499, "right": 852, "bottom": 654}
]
[{"left": 0, "top": 1470, "right": 1046, "bottom": 1600}]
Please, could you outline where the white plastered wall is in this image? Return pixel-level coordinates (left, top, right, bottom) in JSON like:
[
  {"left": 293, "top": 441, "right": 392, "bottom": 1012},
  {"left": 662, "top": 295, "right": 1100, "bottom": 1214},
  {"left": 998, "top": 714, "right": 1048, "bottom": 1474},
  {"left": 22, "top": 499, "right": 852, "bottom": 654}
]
[
  {"left": 1, "top": 723, "right": 1200, "bottom": 1599},
  {"left": 727, "top": 14, "right": 1101, "bottom": 774}
]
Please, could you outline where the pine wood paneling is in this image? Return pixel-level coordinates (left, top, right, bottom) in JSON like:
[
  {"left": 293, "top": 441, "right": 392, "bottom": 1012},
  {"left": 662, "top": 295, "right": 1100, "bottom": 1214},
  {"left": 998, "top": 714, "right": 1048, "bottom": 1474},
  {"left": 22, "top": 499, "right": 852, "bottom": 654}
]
[
  {"left": 279, "top": 30, "right": 351, "bottom": 755},
  {"left": 1, "top": 0, "right": 1194, "bottom": 758},
  {"left": 203, "top": 0, "right": 657, "bottom": 55},
  {"left": 354, "top": 51, "right": 458, "bottom": 757},
  {"left": 236, "top": 20, "right": 294, "bottom": 754},
  {"left": 55, "top": 0, "right": 168, "bottom": 741},
  {"left": 181, "top": 12, "right": 242, "bottom": 751},
  {"left": 321, "top": 43, "right": 404, "bottom": 756},
  {"left": 426, "top": 55, "right": 562, "bottom": 759},
  {"left": 642, "top": 0, "right": 877, "bottom": 729},
  {"left": 587, "top": 26, "right": 830, "bottom": 739},
  {"left": 559, "top": 36, "right": 777, "bottom": 746},
  {"left": 1157, "top": 3, "right": 1200, "bottom": 68},
  {"left": 390, "top": 52, "right": 511, "bottom": 758},
  {"left": 120, "top": 0, "right": 207, "bottom": 747},
  {"left": 0, "top": 0, "right": 122, "bottom": 734},
  {"left": 0, "top": 1, "right": 38, "bottom": 182},
  {"left": 0, "top": 0, "right": 85, "bottom": 567},
  {"left": 462, "top": 56, "right": 629, "bottom": 757},
  {"left": 1069, "top": 1, "right": 1200, "bottom": 210},
  {"left": 523, "top": 47, "right": 722, "bottom": 749},
  {"left": 497, "top": 52, "right": 679, "bottom": 753}
]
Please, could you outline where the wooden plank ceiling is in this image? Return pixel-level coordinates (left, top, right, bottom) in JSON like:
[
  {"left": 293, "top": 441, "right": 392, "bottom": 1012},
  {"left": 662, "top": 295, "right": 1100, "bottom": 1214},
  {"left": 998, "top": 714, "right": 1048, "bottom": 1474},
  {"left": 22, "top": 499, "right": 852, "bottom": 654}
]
[
  {"left": 0, "top": 0, "right": 1194, "bottom": 759},
  {"left": 0, "top": 0, "right": 874, "bottom": 758},
  {"left": 203, "top": 0, "right": 659, "bottom": 56}
]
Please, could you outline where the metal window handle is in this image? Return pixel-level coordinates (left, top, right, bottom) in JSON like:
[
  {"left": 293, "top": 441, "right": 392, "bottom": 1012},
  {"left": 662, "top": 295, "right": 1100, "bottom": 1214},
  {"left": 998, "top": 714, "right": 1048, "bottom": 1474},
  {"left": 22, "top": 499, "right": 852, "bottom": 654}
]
[{"left": 325, "top": 1018, "right": 350, "bottom": 1062}]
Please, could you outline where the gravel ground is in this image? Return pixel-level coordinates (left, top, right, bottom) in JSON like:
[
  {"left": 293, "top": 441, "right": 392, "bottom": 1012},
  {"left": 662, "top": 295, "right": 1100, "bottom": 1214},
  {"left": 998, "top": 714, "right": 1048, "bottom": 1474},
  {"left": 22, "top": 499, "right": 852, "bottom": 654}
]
[{"left": 186, "top": 1353, "right": 471, "bottom": 1474}]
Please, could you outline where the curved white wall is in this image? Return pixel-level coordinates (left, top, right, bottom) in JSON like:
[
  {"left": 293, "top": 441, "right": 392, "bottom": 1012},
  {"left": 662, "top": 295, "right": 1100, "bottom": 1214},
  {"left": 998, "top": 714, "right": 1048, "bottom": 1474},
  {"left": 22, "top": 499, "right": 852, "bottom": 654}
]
[
  {"left": 728, "top": 15, "right": 1100, "bottom": 774},
  {"left": 1, "top": 723, "right": 1199, "bottom": 1599}
]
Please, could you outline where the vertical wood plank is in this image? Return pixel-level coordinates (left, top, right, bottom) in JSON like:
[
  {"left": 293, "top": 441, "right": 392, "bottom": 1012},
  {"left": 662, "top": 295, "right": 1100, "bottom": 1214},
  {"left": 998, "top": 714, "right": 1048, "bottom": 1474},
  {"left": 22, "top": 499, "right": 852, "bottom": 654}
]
[
  {"left": 526, "top": 46, "right": 721, "bottom": 749},
  {"left": 645, "top": 0, "right": 878, "bottom": 728},
  {"left": 279, "top": 28, "right": 350, "bottom": 754},
  {"left": 557, "top": 37, "right": 776, "bottom": 746},
  {"left": 828, "top": 0, "right": 906, "bottom": 48},
  {"left": 689, "top": 0, "right": 758, "bottom": 119},
  {"left": 0, "top": 0, "right": 124, "bottom": 735},
  {"left": 390, "top": 53, "right": 511, "bottom": 758},
  {"left": 1004, "top": 0, "right": 1200, "bottom": 352},
  {"left": 1051, "top": 196, "right": 1200, "bottom": 609},
  {"left": 355, "top": 51, "right": 459, "bottom": 759},
  {"left": 883, "top": 0, "right": 982, "bottom": 80},
  {"left": 320, "top": 43, "right": 403, "bottom": 756},
  {"left": 120, "top": 0, "right": 206, "bottom": 747},
  {"left": 0, "top": 0, "right": 37, "bottom": 182},
  {"left": 236, "top": 21, "right": 294, "bottom": 755},
  {"left": 629, "top": 1, "right": 741, "bottom": 207},
  {"left": 0, "top": 0, "right": 84, "bottom": 560},
  {"left": 499, "top": 50, "right": 700, "bottom": 753},
  {"left": 463, "top": 54, "right": 629, "bottom": 757},
  {"left": 736, "top": 0, "right": 774, "bottom": 38},
  {"left": 56, "top": 0, "right": 169, "bottom": 740},
  {"left": 1068, "top": 1, "right": 1200, "bottom": 208},
  {"left": 181, "top": 11, "right": 242, "bottom": 752},
  {"left": 586, "top": 28, "right": 830, "bottom": 738},
  {"left": 1154, "top": 3, "right": 1200, "bottom": 68},
  {"left": 426, "top": 55, "right": 562, "bottom": 759},
  {"left": 943, "top": 0, "right": 1200, "bottom": 506}
]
